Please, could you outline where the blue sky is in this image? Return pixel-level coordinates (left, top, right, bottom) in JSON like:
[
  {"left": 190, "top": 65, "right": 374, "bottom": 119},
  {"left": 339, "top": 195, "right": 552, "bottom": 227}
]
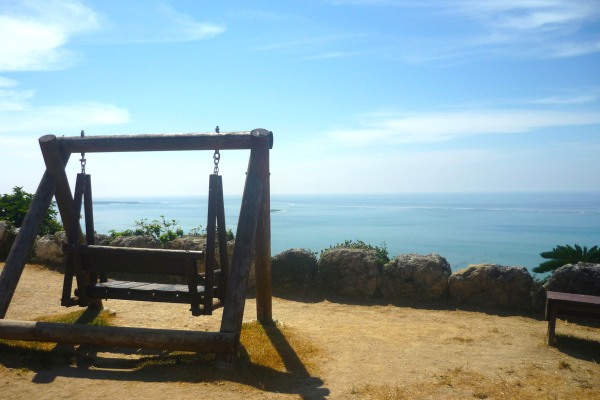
[{"left": 1, "top": 0, "right": 599, "bottom": 197}]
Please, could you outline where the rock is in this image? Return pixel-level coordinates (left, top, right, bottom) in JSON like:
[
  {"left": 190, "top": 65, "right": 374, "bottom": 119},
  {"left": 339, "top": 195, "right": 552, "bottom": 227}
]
[
  {"left": 381, "top": 254, "right": 451, "bottom": 300},
  {"left": 0, "top": 221, "right": 17, "bottom": 259},
  {"left": 0, "top": 220, "right": 8, "bottom": 242},
  {"left": 318, "top": 248, "right": 379, "bottom": 297},
  {"left": 32, "top": 232, "right": 68, "bottom": 265},
  {"left": 544, "top": 263, "right": 600, "bottom": 296},
  {"left": 272, "top": 248, "right": 318, "bottom": 291},
  {"left": 448, "top": 264, "right": 534, "bottom": 310},
  {"left": 109, "top": 235, "right": 160, "bottom": 248},
  {"left": 164, "top": 236, "right": 206, "bottom": 250},
  {"left": 166, "top": 237, "right": 256, "bottom": 289}
]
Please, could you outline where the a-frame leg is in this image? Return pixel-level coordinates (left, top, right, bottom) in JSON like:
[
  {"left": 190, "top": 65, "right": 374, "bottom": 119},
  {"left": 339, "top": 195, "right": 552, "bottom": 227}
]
[
  {"left": 0, "top": 168, "right": 64, "bottom": 318},
  {"left": 39, "top": 135, "right": 101, "bottom": 310}
]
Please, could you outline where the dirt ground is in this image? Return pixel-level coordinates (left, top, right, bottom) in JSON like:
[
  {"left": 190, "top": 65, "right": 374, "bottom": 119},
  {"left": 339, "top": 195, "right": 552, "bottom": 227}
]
[{"left": 1, "top": 263, "right": 599, "bottom": 399}]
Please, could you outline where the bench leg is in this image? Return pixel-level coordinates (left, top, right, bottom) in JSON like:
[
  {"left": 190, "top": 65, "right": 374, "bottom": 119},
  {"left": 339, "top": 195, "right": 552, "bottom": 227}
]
[{"left": 547, "top": 306, "right": 557, "bottom": 346}]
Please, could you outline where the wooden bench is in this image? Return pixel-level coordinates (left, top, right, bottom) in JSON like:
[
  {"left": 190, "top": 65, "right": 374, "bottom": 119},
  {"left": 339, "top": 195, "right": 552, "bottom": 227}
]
[
  {"left": 545, "top": 291, "right": 600, "bottom": 345},
  {"left": 63, "top": 245, "right": 224, "bottom": 316}
]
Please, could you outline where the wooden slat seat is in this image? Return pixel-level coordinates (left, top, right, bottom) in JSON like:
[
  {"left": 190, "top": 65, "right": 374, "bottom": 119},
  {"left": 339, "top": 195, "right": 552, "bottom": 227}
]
[
  {"left": 64, "top": 244, "right": 221, "bottom": 316},
  {"left": 88, "top": 280, "right": 222, "bottom": 307}
]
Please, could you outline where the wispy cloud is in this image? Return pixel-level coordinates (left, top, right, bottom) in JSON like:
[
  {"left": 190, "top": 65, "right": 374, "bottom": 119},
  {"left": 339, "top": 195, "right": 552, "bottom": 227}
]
[
  {"left": 98, "top": 3, "right": 225, "bottom": 44},
  {"left": 328, "top": 108, "right": 600, "bottom": 146},
  {"left": 0, "top": 101, "right": 130, "bottom": 134},
  {"left": 0, "top": 0, "right": 99, "bottom": 71},
  {"left": 332, "top": 0, "right": 600, "bottom": 61},
  {"left": 529, "top": 94, "right": 598, "bottom": 105}
]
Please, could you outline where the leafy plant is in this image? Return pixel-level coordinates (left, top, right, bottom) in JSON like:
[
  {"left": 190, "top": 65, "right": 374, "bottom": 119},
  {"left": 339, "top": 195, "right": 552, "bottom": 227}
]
[
  {"left": 0, "top": 186, "right": 62, "bottom": 235},
  {"left": 533, "top": 244, "right": 600, "bottom": 274},
  {"left": 108, "top": 216, "right": 235, "bottom": 245},
  {"left": 109, "top": 215, "right": 184, "bottom": 245},
  {"left": 323, "top": 239, "right": 390, "bottom": 267}
]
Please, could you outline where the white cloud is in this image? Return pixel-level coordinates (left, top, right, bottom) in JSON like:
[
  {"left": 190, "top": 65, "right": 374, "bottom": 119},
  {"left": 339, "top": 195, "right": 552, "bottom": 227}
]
[
  {"left": 0, "top": 0, "right": 100, "bottom": 71},
  {"left": 328, "top": 109, "right": 600, "bottom": 146},
  {"left": 0, "top": 102, "right": 130, "bottom": 134}
]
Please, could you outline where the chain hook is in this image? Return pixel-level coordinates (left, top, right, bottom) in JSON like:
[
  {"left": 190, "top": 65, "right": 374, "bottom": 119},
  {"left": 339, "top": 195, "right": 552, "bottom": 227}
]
[
  {"left": 79, "top": 130, "right": 86, "bottom": 174},
  {"left": 213, "top": 149, "right": 220, "bottom": 175}
]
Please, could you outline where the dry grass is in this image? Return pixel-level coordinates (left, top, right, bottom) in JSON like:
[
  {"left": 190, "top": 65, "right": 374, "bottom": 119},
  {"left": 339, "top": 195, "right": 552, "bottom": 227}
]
[
  {"left": 347, "top": 363, "right": 600, "bottom": 400},
  {"left": 239, "top": 320, "right": 320, "bottom": 373}
]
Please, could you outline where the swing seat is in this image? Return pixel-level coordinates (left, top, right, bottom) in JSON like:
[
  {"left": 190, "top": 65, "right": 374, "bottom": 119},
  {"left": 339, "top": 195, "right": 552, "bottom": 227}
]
[{"left": 64, "top": 245, "right": 223, "bottom": 316}]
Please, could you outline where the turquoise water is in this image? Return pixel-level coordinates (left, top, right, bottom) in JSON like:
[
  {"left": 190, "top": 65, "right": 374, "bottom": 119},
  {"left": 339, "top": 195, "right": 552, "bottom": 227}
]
[{"left": 90, "top": 192, "right": 600, "bottom": 273}]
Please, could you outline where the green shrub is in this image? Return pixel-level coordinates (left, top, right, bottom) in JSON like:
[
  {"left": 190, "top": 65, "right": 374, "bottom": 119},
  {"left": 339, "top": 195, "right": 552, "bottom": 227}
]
[
  {"left": 0, "top": 186, "right": 62, "bottom": 235},
  {"left": 534, "top": 244, "right": 600, "bottom": 275},
  {"left": 108, "top": 215, "right": 184, "bottom": 245},
  {"left": 108, "top": 216, "right": 234, "bottom": 245},
  {"left": 322, "top": 239, "right": 390, "bottom": 268}
]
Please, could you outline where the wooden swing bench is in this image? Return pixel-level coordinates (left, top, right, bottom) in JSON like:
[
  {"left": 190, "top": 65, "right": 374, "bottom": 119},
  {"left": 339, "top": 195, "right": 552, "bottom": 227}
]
[
  {"left": 0, "top": 129, "right": 274, "bottom": 362},
  {"left": 63, "top": 245, "right": 221, "bottom": 316}
]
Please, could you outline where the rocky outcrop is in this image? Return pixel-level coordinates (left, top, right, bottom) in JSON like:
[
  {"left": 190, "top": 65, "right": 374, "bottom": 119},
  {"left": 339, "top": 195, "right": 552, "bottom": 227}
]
[
  {"left": 272, "top": 248, "right": 318, "bottom": 291},
  {"left": 109, "top": 235, "right": 160, "bottom": 248},
  {"left": 449, "top": 264, "right": 534, "bottom": 310},
  {"left": 31, "top": 232, "right": 110, "bottom": 265},
  {"left": 318, "top": 248, "right": 379, "bottom": 297},
  {"left": 544, "top": 263, "right": 600, "bottom": 296},
  {"left": 381, "top": 254, "right": 451, "bottom": 300},
  {"left": 164, "top": 236, "right": 206, "bottom": 250},
  {"left": 32, "top": 232, "right": 68, "bottom": 265}
]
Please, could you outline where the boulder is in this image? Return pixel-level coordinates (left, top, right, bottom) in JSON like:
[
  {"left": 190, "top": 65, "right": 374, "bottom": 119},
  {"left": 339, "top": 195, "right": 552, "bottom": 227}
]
[
  {"left": 0, "top": 221, "right": 17, "bottom": 259},
  {"left": 272, "top": 248, "right": 318, "bottom": 291},
  {"left": 165, "top": 237, "right": 256, "bottom": 289},
  {"left": 164, "top": 236, "right": 206, "bottom": 251},
  {"left": 318, "top": 248, "right": 379, "bottom": 297},
  {"left": 544, "top": 263, "right": 600, "bottom": 296},
  {"left": 32, "top": 231, "right": 68, "bottom": 265},
  {"left": 109, "top": 235, "right": 160, "bottom": 248},
  {"left": 448, "top": 264, "right": 534, "bottom": 310},
  {"left": 0, "top": 220, "right": 8, "bottom": 242},
  {"left": 381, "top": 253, "right": 451, "bottom": 300}
]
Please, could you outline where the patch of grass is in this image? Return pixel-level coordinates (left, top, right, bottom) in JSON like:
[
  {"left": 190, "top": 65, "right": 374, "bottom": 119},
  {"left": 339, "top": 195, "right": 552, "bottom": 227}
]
[
  {"left": 451, "top": 336, "right": 474, "bottom": 344},
  {"left": 0, "top": 309, "right": 116, "bottom": 371},
  {"left": 558, "top": 360, "right": 572, "bottom": 370},
  {"left": 239, "top": 320, "right": 320, "bottom": 374}
]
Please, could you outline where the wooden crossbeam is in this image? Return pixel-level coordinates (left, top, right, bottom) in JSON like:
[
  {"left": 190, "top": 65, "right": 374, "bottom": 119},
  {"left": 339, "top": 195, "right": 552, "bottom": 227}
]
[
  {"left": 45, "top": 129, "right": 273, "bottom": 154},
  {"left": 0, "top": 319, "right": 235, "bottom": 353}
]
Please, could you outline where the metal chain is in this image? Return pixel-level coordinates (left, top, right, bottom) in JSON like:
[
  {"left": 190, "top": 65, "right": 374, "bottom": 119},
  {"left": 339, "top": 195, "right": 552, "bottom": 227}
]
[
  {"left": 213, "top": 149, "right": 220, "bottom": 175},
  {"left": 79, "top": 130, "right": 86, "bottom": 174}
]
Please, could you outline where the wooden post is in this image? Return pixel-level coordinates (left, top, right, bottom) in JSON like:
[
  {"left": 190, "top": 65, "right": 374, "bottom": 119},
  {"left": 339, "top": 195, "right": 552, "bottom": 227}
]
[
  {"left": 0, "top": 170, "right": 60, "bottom": 318},
  {"left": 204, "top": 174, "right": 218, "bottom": 314},
  {"left": 252, "top": 131, "right": 273, "bottom": 323},
  {"left": 213, "top": 175, "right": 229, "bottom": 302}
]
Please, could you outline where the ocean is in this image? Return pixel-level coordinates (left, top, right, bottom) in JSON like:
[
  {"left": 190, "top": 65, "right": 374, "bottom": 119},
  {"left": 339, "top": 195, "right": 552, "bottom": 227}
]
[{"left": 91, "top": 192, "right": 600, "bottom": 274}]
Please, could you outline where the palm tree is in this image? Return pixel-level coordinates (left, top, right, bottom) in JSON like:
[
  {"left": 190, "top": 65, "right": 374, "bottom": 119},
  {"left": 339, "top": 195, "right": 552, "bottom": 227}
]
[{"left": 534, "top": 244, "right": 600, "bottom": 274}]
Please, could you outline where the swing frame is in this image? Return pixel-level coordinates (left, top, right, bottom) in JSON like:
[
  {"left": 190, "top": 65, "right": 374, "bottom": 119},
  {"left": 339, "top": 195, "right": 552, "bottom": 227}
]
[{"left": 0, "top": 129, "right": 273, "bottom": 358}]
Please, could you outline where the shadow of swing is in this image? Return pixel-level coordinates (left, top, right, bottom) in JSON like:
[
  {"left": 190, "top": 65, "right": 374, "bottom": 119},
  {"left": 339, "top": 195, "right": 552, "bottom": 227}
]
[{"left": 0, "top": 310, "right": 330, "bottom": 399}]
